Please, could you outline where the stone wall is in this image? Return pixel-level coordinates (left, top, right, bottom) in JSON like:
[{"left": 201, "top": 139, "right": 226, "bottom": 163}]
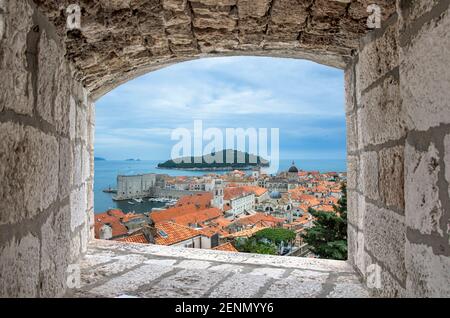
[
  {"left": 347, "top": 0, "right": 450, "bottom": 297},
  {"left": 0, "top": 0, "right": 94, "bottom": 297}
]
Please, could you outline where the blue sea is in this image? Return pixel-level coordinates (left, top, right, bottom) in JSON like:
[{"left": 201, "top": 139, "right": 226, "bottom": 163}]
[{"left": 94, "top": 159, "right": 346, "bottom": 214}]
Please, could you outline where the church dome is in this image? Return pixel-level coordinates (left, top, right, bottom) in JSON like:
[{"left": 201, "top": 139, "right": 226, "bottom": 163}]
[
  {"left": 288, "top": 161, "right": 298, "bottom": 173},
  {"left": 269, "top": 191, "right": 282, "bottom": 199}
]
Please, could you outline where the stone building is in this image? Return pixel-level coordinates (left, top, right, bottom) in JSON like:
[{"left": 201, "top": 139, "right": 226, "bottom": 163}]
[
  {"left": 0, "top": 0, "right": 449, "bottom": 298},
  {"left": 115, "top": 173, "right": 156, "bottom": 200}
]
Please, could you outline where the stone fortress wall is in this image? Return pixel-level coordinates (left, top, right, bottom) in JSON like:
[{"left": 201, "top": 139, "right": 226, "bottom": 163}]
[{"left": 0, "top": 0, "right": 449, "bottom": 297}]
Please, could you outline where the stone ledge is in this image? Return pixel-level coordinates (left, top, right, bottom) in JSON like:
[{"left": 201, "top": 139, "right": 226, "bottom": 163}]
[{"left": 72, "top": 239, "right": 370, "bottom": 298}]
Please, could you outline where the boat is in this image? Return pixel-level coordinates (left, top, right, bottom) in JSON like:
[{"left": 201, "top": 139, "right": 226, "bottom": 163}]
[
  {"left": 128, "top": 201, "right": 135, "bottom": 205},
  {"left": 133, "top": 198, "right": 143, "bottom": 203}
]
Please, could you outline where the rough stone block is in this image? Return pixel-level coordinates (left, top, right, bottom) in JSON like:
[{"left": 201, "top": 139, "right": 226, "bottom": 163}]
[
  {"left": 0, "top": 234, "right": 40, "bottom": 297},
  {"left": 37, "top": 30, "right": 60, "bottom": 125},
  {"left": 364, "top": 251, "right": 407, "bottom": 298},
  {"left": 357, "top": 21, "right": 399, "bottom": 91},
  {"left": 347, "top": 155, "right": 359, "bottom": 190},
  {"left": 445, "top": 134, "right": 450, "bottom": 198},
  {"left": 0, "top": 122, "right": 59, "bottom": 225},
  {"left": 345, "top": 66, "right": 355, "bottom": 113},
  {"left": 405, "top": 142, "right": 444, "bottom": 236},
  {"left": 358, "top": 75, "right": 407, "bottom": 147},
  {"left": 70, "top": 184, "right": 87, "bottom": 232},
  {"left": 400, "top": 7, "right": 450, "bottom": 131},
  {"left": 405, "top": 241, "right": 450, "bottom": 297},
  {"left": 348, "top": 190, "right": 365, "bottom": 230},
  {"left": 73, "top": 144, "right": 83, "bottom": 187},
  {"left": 364, "top": 202, "right": 406, "bottom": 283},
  {"left": 69, "top": 96, "right": 76, "bottom": 140},
  {"left": 348, "top": 224, "right": 365, "bottom": 276},
  {"left": 40, "top": 205, "right": 71, "bottom": 297},
  {"left": 346, "top": 111, "right": 358, "bottom": 152},
  {"left": 360, "top": 151, "right": 379, "bottom": 201},
  {"left": 0, "top": 0, "right": 34, "bottom": 115},
  {"left": 76, "top": 104, "right": 88, "bottom": 143},
  {"left": 399, "top": 0, "right": 441, "bottom": 32},
  {"left": 379, "top": 145, "right": 405, "bottom": 211},
  {"left": 59, "top": 137, "right": 73, "bottom": 200}
]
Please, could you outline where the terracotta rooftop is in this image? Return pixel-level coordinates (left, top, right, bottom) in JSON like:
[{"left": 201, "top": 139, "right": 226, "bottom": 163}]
[
  {"left": 213, "top": 242, "right": 238, "bottom": 253},
  {"left": 154, "top": 222, "right": 202, "bottom": 246},
  {"left": 170, "top": 207, "right": 222, "bottom": 227},
  {"left": 116, "top": 233, "right": 149, "bottom": 244},
  {"left": 175, "top": 192, "right": 213, "bottom": 209},
  {"left": 224, "top": 187, "right": 254, "bottom": 200}
]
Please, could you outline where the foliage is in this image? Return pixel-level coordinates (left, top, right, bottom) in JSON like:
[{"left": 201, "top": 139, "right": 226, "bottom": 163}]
[
  {"left": 301, "top": 183, "right": 348, "bottom": 260},
  {"left": 234, "top": 237, "right": 278, "bottom": 255},
  {"left": 157, "top": 149, "right": 269, "bottom": 169},
  {"left": 253, "top": 228, "right": 296, "bottom": 244}
]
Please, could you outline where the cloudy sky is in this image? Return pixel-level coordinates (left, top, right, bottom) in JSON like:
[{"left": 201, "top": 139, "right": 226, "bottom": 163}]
[{"left": 95, "top": 56, "right": 346, "bottom": 161}]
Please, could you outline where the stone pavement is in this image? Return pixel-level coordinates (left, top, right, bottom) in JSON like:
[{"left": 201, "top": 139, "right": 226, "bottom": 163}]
[{"left": 72, "top": 240, "right": 369, "bottom": 298}]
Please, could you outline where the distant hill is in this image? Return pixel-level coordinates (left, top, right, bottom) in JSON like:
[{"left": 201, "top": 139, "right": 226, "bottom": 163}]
[
  {"left": 125, "top": 158, "right": 141, "bottom": 161},
  {"left": 94, "top": 157, "right": 106, "bottom": 161},
  {"left": 157, "top": 149, "right": 269, "bottom": 170}
]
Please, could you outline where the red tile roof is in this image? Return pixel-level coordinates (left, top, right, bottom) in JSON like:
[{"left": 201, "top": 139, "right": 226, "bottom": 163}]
[
  {"left": 213, "top": 242, "right": 238, "bottom": 252},
  {"left": 169, "top": 207, "right": 222, "bottom": 227},
  {"left": 116, "top": 233, "right": 149, "bottom": 244},
  {"left": 224, "top": 187, "right": 254, "bottom": 200},
  {"left": 94, "top": 210, "right": 129, "bottom": 238},
  {"left": 154, "top": 222, "right": 202, "bottom": 246}
]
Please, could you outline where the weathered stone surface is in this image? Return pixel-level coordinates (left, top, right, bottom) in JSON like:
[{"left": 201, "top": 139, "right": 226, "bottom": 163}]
[
  {"left": 344, "top": 66, "right": 355, "bottom": 113},
  {"left": 0, "top": 122, "right": 59, "bottom": 225},
  {"left": 400, "top": 6, "right": 450, "bottom": 131},
  {"left": 405, "top": 142, "right": 444, "bottom": 236},
  {"left": 89, "top": 264, "right": 173, "bottom": 297},
  {"left": 364, "top": 202, "right": 406, "bottom": 283},
  {"left": 364, "top": 251, "right": 406, "bottom": 297},
  {"left": 445, "top": 134, "right": 450, "bottom": 198},
  {"left": 40, "top": 205, "right": 71, "bottom": 297},
  {"left": 405, "top": 241, "right": 450, "bottom": 297},
  {"left": 358, "top": 75, "right": 407, "bottom": 147},
  {"left": 357, "top": 21, "right": 399, "bottom": 91},
  {"left": 347, "top": 111, "right": 358, "bottom": 152},
  {"left": 399, "top": 0, "right": 441, "bottom": 32},
  {"left": 379, "top": 145, "right": 404, "bottom": 211},
  {"left": 31, "top": 0, "right": 396, "bottom": 98},
  {"left": 0, "top": 234, "right": 40, "bottom": 297},
  {"left": 209, "top": 272, "right": 270, "bottom": 298},
  {"left": 0, "top": 0, "right": 34, "bottom": 115},
  {"left": 347, "top": 155, "right": 359, "bottom": 190},
  {"left": 73, "top": 240, "right": 368, "bottom": 298},
  {"left": 59, "top": 137, "right": 73, "bottom": 200},
  {"left": 70, "top": 184, "right": 87, "bottom": 232},
  {"left": 348, "top": 191, "right": 365, "bottom": 230},
  {"left": 359, "top": 151, "right": 379, "bottom": 200}
]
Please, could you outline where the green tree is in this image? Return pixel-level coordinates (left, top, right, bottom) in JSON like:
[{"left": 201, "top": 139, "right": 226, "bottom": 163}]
[
  {"left": 234, "top": 237, "right": 278, "bottom": 255},
  {"left": 253, "top": 228, "right": 296, "bottom": 245},
  {"left": 301, "top": 183, "right": 348, "bottom": 260}
]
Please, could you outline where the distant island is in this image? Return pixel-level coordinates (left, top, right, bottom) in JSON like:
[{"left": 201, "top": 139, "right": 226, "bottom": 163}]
[
  {"left": 94, "top": 157, "right": 106, "bottom": 161},
  {"left": 157, "top": 149, "right": 269, "bottom": 170},
  {"left": 126, "top": 158, "right": 141, "bottom": 161}
]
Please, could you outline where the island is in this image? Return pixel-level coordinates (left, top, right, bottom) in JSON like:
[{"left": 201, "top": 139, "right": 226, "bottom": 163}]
[
  {"left": 125, "top": 158, "right": 141, "bottom": 161},
  {"left": 157, "top": 149, "right": 269, "bottom": 170},
  {"left": 94, "top": 157, "right": 106, "bottom": 161}
]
